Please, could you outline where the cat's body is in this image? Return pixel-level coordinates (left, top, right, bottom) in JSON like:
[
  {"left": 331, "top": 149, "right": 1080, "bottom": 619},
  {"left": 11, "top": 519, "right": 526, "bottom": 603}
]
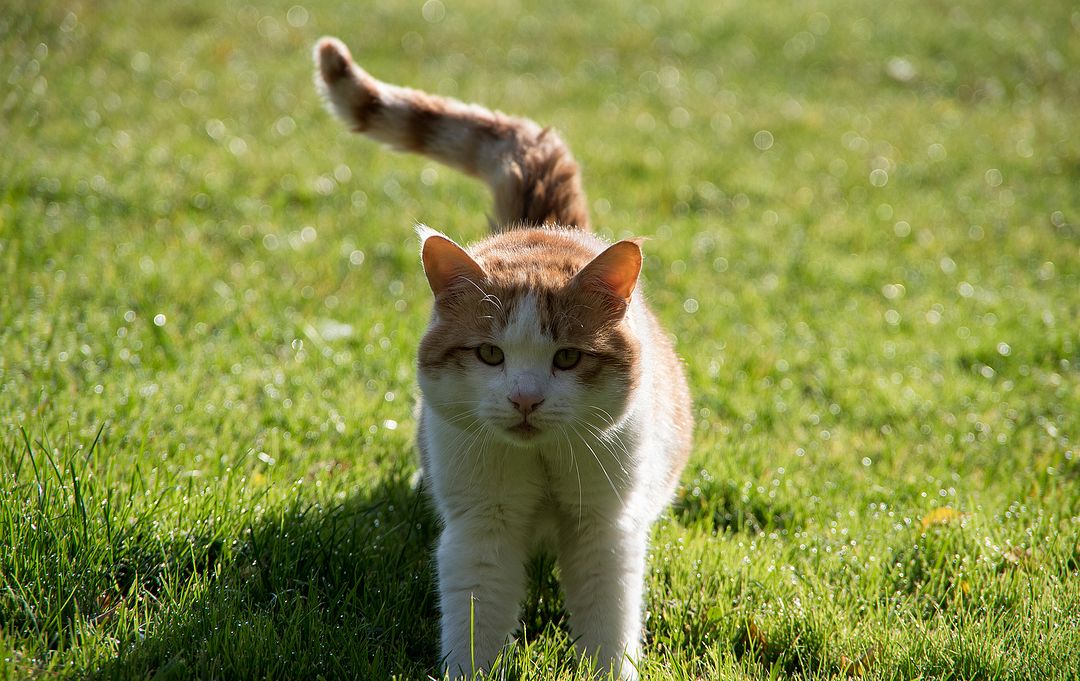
[{"left": 315, "top": 38, "right": 692, "bottom": 680}]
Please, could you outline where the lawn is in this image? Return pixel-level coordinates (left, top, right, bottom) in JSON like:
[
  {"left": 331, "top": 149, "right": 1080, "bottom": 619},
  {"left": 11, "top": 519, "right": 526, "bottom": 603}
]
[{"left": 2, "top": 0, "right": 1079, "bottom": 678}]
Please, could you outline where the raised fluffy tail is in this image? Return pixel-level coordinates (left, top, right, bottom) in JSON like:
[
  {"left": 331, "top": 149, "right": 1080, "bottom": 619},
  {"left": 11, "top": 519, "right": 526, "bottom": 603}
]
[{"left": 314, "top": 37, "right": 590, "bottom": 231}]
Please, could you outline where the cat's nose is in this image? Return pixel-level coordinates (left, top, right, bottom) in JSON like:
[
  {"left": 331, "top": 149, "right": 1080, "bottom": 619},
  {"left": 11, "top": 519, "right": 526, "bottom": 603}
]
[{"left": 509, "top": 391, "right": 544, "bottom": 415}]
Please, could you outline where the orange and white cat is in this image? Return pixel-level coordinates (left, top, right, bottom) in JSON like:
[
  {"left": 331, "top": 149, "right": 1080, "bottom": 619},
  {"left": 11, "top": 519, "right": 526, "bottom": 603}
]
[{"left": 315, "top": 37, "right": 692, "bottom": 680}]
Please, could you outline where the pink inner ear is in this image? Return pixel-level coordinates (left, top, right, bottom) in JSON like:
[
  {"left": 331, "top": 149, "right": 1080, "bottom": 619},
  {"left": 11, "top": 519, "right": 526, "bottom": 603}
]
[
  {"left": 575, "top": 240, "right": 643, "bottom": 301},
  {"left": 421, "top": 234, "right": 486, "bottom": 296}
]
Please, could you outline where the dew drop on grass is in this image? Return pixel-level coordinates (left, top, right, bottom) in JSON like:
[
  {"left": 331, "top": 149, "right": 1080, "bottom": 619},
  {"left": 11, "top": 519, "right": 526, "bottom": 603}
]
[
  {"left": 130, "top": 52, "right": 150, "bottom": 73},
  {"left": 781, "top": 98, "right": 803, "bottom": 119},
  {"left": 318, "top": 319, "right": 354, "bottom": 341},
  {"left": 286, "top": 5, "right": 309, "bottom": 27},
  {"left": 659, "top": 65, "right": 681, "bottom": 89},
  {"left": 153, "top": 313, "right": 166, "bottom": 326},
  {"left": 327, "top": 165, "right": 352, "bottom": 186},
  {"left": 753, "top": 130, "right": 774, "bottom": 150},
  {"left": 635, "top": 112, "right": 655, "bottom": 131},
  {"left": 422, "top": 0, "right": 445, "bottom": 23},
  {"left": 669, "top": 107, "right": 690, "bottom": 128},
  {"left": 886, "top": 57, "right": 916, "bottom": 83},
  {"left": 273, "top": 116, "right": 296, "bottom": 136},
  {"left": 258, "top": 15, "right": 284, "bottom": 40},
  {"left": 869, "top": 169, "right": 888, "bottom": 187},
  {"left": 205, "top": 119, "right": 225, "bottom": 140}
]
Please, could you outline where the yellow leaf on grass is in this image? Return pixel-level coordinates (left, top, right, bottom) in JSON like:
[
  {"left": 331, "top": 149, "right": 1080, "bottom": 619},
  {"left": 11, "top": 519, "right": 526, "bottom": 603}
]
[
  {"left": 840, "top": 645, "right": 880, "bottom": 677},
  {"left": 739, "top": 617, "right": 767, "bottom": 656},
  {"left": 920, "top": 507, "right": 968, "bottom": 529},
  {"left": 747, "top": 617, "right": 767, "bottom": 647}
]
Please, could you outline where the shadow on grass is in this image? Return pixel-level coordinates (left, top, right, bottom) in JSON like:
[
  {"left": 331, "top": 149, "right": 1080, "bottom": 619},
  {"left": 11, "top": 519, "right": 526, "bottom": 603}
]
[
  {"left": 672, "top": 473, "right": 804, "bottom": 536},
  {"left": 90, "top": 476, "right": 442, "bottom": 680}
]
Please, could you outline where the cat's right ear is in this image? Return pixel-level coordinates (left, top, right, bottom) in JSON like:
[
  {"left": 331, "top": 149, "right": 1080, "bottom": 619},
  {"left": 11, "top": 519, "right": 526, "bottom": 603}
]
[{"left": 418, "top": 227, "right": 486, "bottom": 298}]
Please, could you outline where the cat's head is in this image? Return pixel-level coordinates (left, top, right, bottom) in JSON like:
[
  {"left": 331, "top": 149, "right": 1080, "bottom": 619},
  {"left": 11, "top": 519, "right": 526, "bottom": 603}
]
[{"left": 417, "top": 227, "right": 643, "bottom": 448}]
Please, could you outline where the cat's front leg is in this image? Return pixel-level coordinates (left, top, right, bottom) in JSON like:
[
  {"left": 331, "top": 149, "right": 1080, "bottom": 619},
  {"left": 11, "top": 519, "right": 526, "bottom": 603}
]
[
  {"left": 437, "top": 512, "right": 533, "bottom": 679},
  {"left": 557, "top": 516, "right": 649, "bottom": 681}
]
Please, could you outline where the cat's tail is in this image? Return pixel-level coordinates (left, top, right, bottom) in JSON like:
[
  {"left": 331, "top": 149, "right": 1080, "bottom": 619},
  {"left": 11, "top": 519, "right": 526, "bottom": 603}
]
[{"left": 314, "top": 37, "right": 590, "bottom": 231}]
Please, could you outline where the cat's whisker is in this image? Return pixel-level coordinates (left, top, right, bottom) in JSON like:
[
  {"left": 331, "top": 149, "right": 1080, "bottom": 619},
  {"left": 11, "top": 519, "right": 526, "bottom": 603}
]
[
  {"left": 575, "top": 415, "right": 620, "bottom": 445},
  {"left": 465, "top": 428, "right": 495, "bottom": 481},
  {"left": 567, "top": 422, "right": 623, "bottom": 504},
  {"left": 440, "top": 405, "right": 480, "bottom": 417},
  {"left": 442, "top": 409, "right": 482, "bottom": 426},
  {"left": 580, "top": 423, "right": 619, "bottom": 449},
  {"left": 573, "top": 417, "right": 632, "bottom": 478},
  {"left": 444, "top": 418, "right": 486, "bottom": 462},
  {"left": 560, "top": 425, "right": 584, "bottom": 531},
  {"left": 430, "top": 399, "right": 483, "bottom": 408},
  {"left": 583, "top": 404, "right": 620, "bottom": 430},
  {"left": 444, "top": 412, "right": 478, "bottom": 428},
  {"left": 460, "top": 278, "right": 503, "bottom": 311},
  {"left": 455, "top": 425, "right": 490, "bottom": 481}
]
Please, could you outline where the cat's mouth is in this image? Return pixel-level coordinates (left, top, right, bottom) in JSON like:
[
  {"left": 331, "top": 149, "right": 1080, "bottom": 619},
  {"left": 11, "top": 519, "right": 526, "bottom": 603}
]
[{"left": 508, "top": 421, "right": 541, "bottom": 438}]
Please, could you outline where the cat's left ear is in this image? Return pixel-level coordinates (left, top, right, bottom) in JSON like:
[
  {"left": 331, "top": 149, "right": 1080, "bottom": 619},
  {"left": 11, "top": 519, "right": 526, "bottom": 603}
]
[
  {"left": 418, "top": 226, "right": 486, "bottom": 297},
  {"left": 572, "top": 239, "right": 643, "bottom": 303}
]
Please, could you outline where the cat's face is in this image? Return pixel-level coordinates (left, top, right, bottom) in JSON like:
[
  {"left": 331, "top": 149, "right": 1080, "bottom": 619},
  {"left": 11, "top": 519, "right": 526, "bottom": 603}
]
[{"left": 417, "top": 229, "right": 642, "bottom": 448}]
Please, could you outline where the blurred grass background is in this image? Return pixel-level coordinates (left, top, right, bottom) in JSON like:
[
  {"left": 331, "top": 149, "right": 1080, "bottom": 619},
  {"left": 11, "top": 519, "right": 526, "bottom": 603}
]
[{"left": 1, "top": 0, "right": 1078, "bottom": 678}]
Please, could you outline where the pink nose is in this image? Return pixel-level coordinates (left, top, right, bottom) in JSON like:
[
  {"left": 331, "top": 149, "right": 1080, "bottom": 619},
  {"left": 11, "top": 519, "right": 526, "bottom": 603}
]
[{"left": 509, "top": 391, "right": 544, "bottom": 415}]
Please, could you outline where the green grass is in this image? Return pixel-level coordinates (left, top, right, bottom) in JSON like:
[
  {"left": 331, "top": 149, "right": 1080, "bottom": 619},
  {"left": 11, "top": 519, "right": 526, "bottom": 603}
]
[{"left": 2, "top": 0, "right": 1079, "bottom": 678}]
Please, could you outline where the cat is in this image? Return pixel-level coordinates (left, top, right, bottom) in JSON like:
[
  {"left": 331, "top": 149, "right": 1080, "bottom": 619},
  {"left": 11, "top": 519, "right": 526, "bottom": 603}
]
[{"left": 314, "top": 37, "right": 693, "bottom": 680}]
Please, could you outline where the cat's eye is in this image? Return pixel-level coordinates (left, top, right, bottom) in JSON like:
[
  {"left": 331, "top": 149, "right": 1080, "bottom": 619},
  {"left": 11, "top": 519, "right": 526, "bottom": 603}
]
[
  {"left": 552, "top": 348, "right": 582, "bottom": 370},
  {"left": 476, "top": 343, "right": 504, "bottom": 366}
]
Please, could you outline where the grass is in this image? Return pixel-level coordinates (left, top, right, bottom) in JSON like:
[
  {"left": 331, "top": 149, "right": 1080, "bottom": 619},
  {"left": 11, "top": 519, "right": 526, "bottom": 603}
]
[{"left": 2, "top": 0, "right": 1079, "bottom": 678}]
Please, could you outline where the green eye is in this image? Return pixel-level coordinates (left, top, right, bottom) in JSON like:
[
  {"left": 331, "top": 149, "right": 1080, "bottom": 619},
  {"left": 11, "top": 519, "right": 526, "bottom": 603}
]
[
  {"left": 476, "top": 343, "right": 504, "bottom": 366},
  {"left": 553, "top": 348, "right": 582, "bottom": 370}
]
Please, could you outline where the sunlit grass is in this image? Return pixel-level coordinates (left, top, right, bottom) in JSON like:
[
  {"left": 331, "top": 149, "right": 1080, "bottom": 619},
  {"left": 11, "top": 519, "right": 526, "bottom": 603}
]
[{"left": 2, "top": 0, "right": 1079, "bottom": 678}]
